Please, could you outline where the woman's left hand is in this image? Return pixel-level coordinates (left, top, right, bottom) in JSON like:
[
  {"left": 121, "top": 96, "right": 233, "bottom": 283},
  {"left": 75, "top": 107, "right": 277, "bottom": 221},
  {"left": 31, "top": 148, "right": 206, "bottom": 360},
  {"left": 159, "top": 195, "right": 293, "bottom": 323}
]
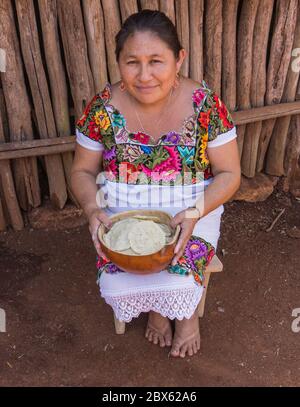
[{"left": 170, "top": 208, "right": 200, "bottom": 266}]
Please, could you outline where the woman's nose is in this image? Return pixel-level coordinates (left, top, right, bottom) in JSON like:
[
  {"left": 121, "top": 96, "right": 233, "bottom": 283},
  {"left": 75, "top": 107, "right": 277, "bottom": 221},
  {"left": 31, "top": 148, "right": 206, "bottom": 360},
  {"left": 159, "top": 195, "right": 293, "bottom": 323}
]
[{"left": 138, "top": 64, "right": 152, "bottom": 81}]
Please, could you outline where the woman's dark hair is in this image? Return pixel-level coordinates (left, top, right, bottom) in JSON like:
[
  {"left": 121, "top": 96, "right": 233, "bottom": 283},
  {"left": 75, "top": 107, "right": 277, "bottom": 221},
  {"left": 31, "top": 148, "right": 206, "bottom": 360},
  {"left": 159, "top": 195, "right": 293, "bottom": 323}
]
[{"left": 115, "top": 9, "right": 182, "bottom": 61}]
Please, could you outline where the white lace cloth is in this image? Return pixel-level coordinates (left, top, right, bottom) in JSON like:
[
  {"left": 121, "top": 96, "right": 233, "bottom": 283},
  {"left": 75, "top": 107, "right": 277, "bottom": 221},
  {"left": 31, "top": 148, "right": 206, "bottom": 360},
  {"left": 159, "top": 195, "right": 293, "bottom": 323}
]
[
  {"left": 102, "top": 286, "right": 204, "bottom": 323},
  {"left": 99, "top": 270, "right": 204, "bottom": 322}
]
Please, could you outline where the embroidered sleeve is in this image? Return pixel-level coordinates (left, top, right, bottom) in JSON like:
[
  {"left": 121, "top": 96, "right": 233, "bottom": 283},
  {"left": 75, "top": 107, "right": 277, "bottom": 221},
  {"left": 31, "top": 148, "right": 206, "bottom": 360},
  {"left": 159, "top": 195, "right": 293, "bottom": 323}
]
[
  {"left": 207, "top": 92, "right": 235, "bottom": 143},
  {"left": 75, "top": 93, "right": 111, "bottom": 148}
]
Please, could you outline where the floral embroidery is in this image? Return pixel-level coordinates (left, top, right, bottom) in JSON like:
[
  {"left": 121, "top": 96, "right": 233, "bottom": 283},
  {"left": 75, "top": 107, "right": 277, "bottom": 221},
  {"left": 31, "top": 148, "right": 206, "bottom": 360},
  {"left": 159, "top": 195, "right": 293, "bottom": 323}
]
[
  {"left": 163, "top": 132, "right": 181, "bottom": 144},
  {"left": 122, "top": 144, "right": 144, "bottom": 163},
  {"left": 130, "top": 132, "right": 150, "bottom": 144},
  {"left": 76, "top": 81, "right": 235, "bottom": 185},
  {"left": 103, "top": 146, "right": 116, "bottom": 161},
  {"left": 141, "top": 146, "right": 182, "bottom": 182},
  {"left": 111, "top": 111, "right": 126, "bottom": 129}
]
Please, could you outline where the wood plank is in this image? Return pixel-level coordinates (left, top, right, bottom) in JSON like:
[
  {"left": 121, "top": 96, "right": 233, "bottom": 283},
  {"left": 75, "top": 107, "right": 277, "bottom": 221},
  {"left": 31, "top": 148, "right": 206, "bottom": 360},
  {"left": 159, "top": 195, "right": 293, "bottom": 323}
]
[
  {"left": 57, "top": 0, "right": 95, "bottom": 118},
  {"left": 16, "top": 0, "right": 68, "bottom": 209},
  {"left": 0, "top": 0, "right": 41, "bottom": 210},
  {"left": 257, "top": 0, "right": 298, "bottom": 172},
  {"left": 222, "top": 0, "right": 239, "bottom": 110},
  {"left": 119, "top": 0, "right": 138, "bottom": 22},
  {"left": 82, "top": 0, "right": 108, "bottom": 91},
  {"left": 241, "top": 0, "right": 274, "bottom": 177},
  {"left": 101, "top": 0, "right": 121, "bottom": 83},
  {"left": 38, "top": 0, "right": 77, "bottom": 205},
  {"left": 266, "top": 1, "right": 300, "bottom": 176},
  {"left": 175, "top": 0, "right": 189, "bottom": 77},
  {"left": 189, "top": 0, "right": 204, "bottom": 83},
  {"left": 160, "top": 0, "right": 175, "bottom": 25}
]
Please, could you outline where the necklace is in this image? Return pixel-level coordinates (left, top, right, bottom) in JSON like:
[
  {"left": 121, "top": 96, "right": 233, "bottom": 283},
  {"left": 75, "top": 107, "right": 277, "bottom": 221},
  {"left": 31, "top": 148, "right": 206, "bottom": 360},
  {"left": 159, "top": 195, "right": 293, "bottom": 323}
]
[{"left": 131, "top": 87, "right": 174, "bottom": 143}]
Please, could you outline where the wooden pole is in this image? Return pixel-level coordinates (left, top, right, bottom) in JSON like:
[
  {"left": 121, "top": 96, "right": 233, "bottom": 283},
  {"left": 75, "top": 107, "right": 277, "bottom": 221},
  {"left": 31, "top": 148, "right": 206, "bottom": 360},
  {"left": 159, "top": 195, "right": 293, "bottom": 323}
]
[
  {"left": 119, "top": 0, "right": 138, "bottom": 22},
  {"left": 241, "top": 0, "right": 274, "bottom": 177},
  {"left": 140, "top": 0, "right": 159, "bottom": 10},
  {"left": 16, "top": 0, "right": 68, "bottom": 210},
  {"left": 222, "top": 0, "right": 239, "bottom": 110},
  {"left": 256, "top": 0, "right": 298, "bottom": 172},
  {"left": 189, "top": 0, "right": 204, "bottom": 83},
  {"left": 101, "top": 0, "right": 121, "bottom": 83},
  {"left": 0, "top": 94, "right": 24, "bottom": 230},
  {"left": 57, "top": 0, "right": 95, "bottom": 118},
  {"left": 38, "top": 0, "right": 77, "bottom": 205},
  {"left": 283, "top": 115, "right": 300, "bottom": 192},
  {"left": 204, "top": 0, "right": 222, "bottom": 95},
  {"left": 160, "top": 0, "right": 175, "bottom": 25},
  {"left": 265, "top": 1, "right": 300, "bottom": 176},
  {"left": 175, "top": 0, "right": 189, "bottom": 77},
  {"left": 237, "top": 0, "right": 260, "bottom": 163},
  {"left": 0, "top": 0, "right": 41, "bottom": 210},
  {"left": 82, "top": 0, "right": 108, "bottom": 92}
]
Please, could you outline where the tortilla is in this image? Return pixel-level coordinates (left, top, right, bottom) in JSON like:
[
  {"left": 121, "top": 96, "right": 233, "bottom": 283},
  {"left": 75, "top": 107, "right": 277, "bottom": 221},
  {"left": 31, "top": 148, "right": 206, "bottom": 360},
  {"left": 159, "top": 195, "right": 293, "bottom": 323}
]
[{"left": 103, "top": 217, "right": 172, "bottom": 255}]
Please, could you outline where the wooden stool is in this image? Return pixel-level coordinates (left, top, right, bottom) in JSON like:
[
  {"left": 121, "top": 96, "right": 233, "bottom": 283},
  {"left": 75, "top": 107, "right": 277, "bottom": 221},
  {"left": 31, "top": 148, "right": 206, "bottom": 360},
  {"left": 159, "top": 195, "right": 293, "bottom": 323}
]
[{"left": 113, "top": 255, "right": 223, "bottom": 334}]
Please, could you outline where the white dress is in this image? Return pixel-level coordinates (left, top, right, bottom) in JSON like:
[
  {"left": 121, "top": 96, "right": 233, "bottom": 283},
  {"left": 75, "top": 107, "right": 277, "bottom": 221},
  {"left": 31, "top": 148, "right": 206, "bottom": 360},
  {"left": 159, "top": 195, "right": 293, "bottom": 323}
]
[
  {"left": 75, "top": 81, "right": 237, "bottom": 322},
  {"left": 76, "top": 128, "right": 236, "bottom": 322}
]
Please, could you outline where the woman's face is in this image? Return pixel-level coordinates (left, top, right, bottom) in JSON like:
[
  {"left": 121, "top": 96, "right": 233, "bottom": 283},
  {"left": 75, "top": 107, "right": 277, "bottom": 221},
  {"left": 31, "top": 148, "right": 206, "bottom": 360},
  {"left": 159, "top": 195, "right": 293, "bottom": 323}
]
[{"left": 118, "top": 31, "right": 186, "bottom": 105}]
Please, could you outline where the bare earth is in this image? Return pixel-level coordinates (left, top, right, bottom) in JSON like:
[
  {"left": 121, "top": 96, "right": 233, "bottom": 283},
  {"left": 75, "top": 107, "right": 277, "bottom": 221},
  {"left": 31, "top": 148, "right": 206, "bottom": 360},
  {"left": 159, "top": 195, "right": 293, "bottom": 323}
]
[{"left": 0, "top": 185, "right": 300, "bottom": 387}]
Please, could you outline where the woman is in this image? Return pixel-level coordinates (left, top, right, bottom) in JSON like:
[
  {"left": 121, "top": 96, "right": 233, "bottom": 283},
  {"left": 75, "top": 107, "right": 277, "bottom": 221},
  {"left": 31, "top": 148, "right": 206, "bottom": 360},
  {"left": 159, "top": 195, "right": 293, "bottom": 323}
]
[{"left": 71, "top": 10, "right": 241, "bottom": 358}]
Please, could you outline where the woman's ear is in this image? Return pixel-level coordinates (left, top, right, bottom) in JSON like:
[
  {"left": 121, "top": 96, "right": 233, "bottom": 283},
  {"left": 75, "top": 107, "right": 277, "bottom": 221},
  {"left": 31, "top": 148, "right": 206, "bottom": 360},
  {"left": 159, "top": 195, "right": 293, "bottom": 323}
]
[{"left": 176, "top": 49, "right": 187, "bottom": 72}]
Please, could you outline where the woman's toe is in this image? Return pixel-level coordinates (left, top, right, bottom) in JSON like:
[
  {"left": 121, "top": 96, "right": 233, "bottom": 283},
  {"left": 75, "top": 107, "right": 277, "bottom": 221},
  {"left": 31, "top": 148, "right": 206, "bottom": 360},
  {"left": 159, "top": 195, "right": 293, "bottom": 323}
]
[
  {"left": 179, "top": 344, "right": 188, "bottom": 358},
  {"left": 192, "top": 342, "right": 198, "bottom": 354},
  {"left": 159, "top": 335, "right": 166, "bottom": 347},
  {"left": 170, "top": 342, "right": 180, "bottom": 357},
  {"left": 152, "top": 332, "right": 159, "bottom": 345},
  {"left": 188, "top": 345, "right": 194, "bottom": 357}
]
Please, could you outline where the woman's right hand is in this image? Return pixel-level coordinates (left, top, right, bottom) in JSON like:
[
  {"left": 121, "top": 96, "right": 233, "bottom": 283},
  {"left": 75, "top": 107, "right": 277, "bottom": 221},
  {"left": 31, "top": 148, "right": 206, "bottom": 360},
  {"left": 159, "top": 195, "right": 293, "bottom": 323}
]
[{"left": 87, "top": 208, "right": 112, "bottom": 259}]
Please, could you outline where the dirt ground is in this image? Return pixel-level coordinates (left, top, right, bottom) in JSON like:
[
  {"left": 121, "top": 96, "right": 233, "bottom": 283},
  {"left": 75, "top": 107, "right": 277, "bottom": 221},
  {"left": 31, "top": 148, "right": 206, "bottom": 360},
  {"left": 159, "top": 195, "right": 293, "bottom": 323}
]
[{"left": 0, "top": 183, "right": 300, "bottom": 387}]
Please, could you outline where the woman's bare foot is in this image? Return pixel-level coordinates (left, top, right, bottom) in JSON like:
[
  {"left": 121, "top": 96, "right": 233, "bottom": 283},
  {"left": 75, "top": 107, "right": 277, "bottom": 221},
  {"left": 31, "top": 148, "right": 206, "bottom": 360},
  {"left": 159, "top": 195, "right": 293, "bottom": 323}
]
[
  {"left": 145, "top": 311, "right": 173, "bottom": 347},
  {"left": 170, "top": 312, "right": 200, "bottom": 358}
]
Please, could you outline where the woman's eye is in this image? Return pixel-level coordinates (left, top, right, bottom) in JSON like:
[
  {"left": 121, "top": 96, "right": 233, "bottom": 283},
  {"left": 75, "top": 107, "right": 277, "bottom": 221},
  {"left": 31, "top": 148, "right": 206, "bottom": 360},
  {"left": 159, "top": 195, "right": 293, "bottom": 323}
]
[
  {"left": 127, "top": 61, "right": 137, "bottom": 65},
  {"left": 151, "top": 60, "right": 161, "bottom": 64}
]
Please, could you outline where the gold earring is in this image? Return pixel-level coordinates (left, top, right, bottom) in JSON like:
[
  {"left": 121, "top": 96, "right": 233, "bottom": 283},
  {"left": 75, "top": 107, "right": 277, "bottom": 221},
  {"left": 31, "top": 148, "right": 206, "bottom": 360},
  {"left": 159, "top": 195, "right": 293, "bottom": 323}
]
[{"left": 119, "top": 81, "right": 126, "bottom": 92}]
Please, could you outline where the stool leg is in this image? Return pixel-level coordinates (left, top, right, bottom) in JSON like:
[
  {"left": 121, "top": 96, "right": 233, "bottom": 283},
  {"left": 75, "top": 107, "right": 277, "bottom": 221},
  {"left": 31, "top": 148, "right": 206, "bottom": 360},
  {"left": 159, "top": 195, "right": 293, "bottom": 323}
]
[
  {"left": 114, "top": 313, "right": 126, "bottom": 334},
  {"left": 197, "top": 272, "right": 211, "bottom": 318}
]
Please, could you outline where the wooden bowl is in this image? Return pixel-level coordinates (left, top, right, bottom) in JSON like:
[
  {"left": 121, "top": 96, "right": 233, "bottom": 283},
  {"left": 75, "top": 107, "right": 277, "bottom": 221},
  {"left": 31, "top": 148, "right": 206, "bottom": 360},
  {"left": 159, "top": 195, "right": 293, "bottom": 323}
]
[{"left": 98, "top": 209, "right": 180, "bottom": 274}]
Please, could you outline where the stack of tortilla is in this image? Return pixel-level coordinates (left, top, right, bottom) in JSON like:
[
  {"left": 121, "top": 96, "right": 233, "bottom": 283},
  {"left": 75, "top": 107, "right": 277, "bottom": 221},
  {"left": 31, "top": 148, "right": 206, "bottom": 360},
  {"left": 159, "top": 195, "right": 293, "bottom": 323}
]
[{"left": 103, "top": 217, "right": 173, "bottom": 255}]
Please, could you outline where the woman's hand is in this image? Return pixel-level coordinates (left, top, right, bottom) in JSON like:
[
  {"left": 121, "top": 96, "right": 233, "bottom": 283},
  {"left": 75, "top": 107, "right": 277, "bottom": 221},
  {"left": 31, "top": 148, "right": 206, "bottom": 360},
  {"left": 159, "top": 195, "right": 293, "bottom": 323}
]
[
  {"left": 87, "top": 208, "right": 112, "bottom": 259},
  {"left": 170, "top": 208, "right": 200, "bottom": 266}
]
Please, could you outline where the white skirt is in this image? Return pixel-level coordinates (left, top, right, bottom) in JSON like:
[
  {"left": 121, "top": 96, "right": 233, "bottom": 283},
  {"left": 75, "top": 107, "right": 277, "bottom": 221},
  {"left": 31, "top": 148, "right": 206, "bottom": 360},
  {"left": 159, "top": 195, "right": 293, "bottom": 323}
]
[{"left": 99, "top": 205, "right": 224, "bottom": 322}]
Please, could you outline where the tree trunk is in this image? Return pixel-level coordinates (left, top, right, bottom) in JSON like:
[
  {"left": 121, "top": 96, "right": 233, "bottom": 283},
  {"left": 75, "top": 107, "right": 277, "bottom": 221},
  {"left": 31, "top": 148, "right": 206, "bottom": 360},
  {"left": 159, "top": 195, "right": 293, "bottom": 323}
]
[
  {"left": 175, "top": 0, "right": 189, "bottom": 77},
  {"left": 265, "top": 1, "right": 300, "bottom": 176},
  {"left": 57, "top": 0, "right": 95, "bottom": 118},
  {"left": 16, "top": 0, "right": 67, "bottom": 209},
  {"left": 0, "top": 0, "right": 40, "bottom": 211},
  {"left": 189, "top": 0, "right": 204, "bottom": 83},
  {"left": 222, "top": 0, "right": 239, "bottom": 110},
  {"left": 257, "top": 0, "right": 298, "bottom": 172},
  {"left": 241, "top": 0, "right": 274, "bottom": 177}
]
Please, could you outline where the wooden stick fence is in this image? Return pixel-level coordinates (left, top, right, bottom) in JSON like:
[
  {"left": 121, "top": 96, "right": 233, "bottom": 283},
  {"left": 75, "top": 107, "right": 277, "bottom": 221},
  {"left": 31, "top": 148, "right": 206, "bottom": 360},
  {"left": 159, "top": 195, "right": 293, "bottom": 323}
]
[{"left": 0, "top": 0, "right": 299, "bottom": 230}]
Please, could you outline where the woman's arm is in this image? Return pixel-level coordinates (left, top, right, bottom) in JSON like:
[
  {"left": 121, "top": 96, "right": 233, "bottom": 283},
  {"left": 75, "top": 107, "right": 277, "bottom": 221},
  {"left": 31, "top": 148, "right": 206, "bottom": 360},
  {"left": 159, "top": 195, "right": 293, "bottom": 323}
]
[
  {"left": 170, "top": 138, "right": 241, "bottom": 265},
  {"left": 194, "top": 138, "right": 241, "bottom": 218},
  {"left": 70, "top": 144, "right": 112, "bottom": 257}
]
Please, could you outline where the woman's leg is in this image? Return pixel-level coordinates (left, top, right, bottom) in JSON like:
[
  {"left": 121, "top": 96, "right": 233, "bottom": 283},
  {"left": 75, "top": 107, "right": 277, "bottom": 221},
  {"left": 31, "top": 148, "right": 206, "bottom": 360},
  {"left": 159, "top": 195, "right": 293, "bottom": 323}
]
[
  {"left": 170, "top": 311, "right": 200, "bottom": 357},
  {"left": 145, "top": 311, "right": 172, "bottom": 347}
]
